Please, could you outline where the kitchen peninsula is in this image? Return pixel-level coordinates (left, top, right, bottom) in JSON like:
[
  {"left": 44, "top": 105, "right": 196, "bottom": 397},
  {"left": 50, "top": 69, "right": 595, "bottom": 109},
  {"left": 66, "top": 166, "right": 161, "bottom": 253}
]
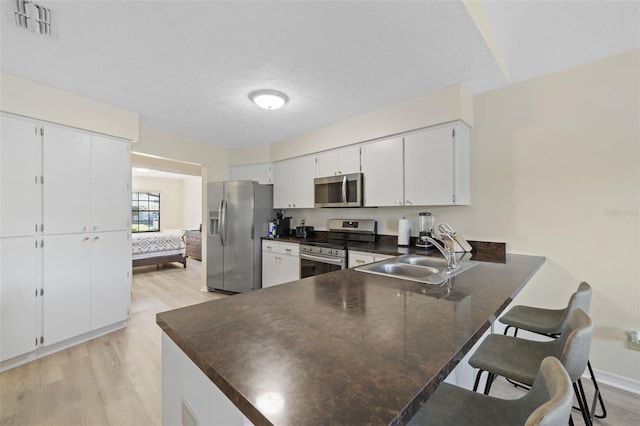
[{"left": 157, "top": 254, "right": 545, "bottom": 425}]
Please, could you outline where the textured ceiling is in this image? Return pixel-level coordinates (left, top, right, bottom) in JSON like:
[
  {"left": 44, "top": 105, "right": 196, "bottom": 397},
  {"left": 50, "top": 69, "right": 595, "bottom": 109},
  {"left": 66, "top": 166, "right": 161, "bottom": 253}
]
[{"left": 1, "top": 1, "right": 638, "bottom": 148}]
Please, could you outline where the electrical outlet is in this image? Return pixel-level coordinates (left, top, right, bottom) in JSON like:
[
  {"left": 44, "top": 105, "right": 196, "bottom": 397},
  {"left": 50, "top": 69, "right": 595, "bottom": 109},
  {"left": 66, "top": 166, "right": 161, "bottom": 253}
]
[{"left": 626, "top": 329, "right": 640, "bottom": 351}]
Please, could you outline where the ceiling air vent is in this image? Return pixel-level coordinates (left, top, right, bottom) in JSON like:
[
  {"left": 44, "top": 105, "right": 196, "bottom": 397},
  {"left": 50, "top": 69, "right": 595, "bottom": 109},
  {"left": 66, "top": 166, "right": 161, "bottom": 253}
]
[{"left": 12, "top": 0, "right": 55, "bottom": 36}]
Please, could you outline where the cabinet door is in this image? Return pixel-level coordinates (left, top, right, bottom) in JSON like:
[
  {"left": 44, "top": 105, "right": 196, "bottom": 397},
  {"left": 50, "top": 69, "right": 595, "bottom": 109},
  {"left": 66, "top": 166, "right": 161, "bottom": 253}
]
[
  {"left": 229, "top": 163, "right": 272, "bottom": 184},
  {"left": 0, "top": 237, "right": 39, "bottom": 361},
  {"left": 91, "top": 136, "right": 130, "bottom": 232},
  {"left": 43, "top": 234, "right": 91, "bottom": 346},
  {"left": 337, "top": 145, "right": 361, "bottom": 175},
  {"left": 361, "top": 137, "right": 404, "bottom": 207},
  {"left": 0, "top": 115, "right": 40, "bottom": 238},
  {"left": 316, "top": 146, "right": 361, "bottom": 178},
  {"left": 272, "top": 160, "right": 293, "bottom": 209},
  {"left": 348, "top": 251, "right": 375, "bottom": 268},
  {"left": 315, "top": 150, "right": 339, "bottom": 177},
  {"left": 278, "top": 253, "right": 300, "bottom": 284},
  {"left": 404, "top": 127, "right": 455, "bottom": 206},
  {"left": 91, "top": 231, "right": 131, "bottom": 330},
  {"left": 43, "top": 126, "right": 91, "bottom": 235},
  {"left": 261, "top": 250, "right": 280, "bottom": 288},
  {"left": 290, "top": 155, "right": 316, "bottom": 208}
]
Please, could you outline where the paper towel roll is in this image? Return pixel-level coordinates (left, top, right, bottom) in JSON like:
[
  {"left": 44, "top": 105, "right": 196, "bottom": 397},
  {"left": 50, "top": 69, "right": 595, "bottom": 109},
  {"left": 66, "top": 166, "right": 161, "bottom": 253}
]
[{"left": 398, "top": 219, "right": 410, "bottom": 246}]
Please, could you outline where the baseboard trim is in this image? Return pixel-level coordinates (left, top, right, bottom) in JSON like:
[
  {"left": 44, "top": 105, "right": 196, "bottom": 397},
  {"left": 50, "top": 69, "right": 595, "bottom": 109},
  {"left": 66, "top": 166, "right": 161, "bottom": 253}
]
[
  {"left": 0, "top": 321, "right": 127, "bottom": 373},
  {"left": 585, "top": 367, "right": 640, "bottom": 395}
]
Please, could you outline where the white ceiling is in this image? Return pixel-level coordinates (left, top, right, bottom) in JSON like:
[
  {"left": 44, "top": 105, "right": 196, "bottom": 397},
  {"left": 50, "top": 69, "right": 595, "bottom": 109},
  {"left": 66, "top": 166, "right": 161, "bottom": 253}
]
[
  {"left": 131, "top": 167, "right": 199, "bottom": 180},
  {"left": 1, "top": 1, "right": 638, "bottom": 148}
]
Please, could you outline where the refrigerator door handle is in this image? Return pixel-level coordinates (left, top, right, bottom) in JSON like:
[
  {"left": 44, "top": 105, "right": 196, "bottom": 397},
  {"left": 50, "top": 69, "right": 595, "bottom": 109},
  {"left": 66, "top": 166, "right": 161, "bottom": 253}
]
[{"left": 220, "top": 199, "right": 228, "bottom": 246}]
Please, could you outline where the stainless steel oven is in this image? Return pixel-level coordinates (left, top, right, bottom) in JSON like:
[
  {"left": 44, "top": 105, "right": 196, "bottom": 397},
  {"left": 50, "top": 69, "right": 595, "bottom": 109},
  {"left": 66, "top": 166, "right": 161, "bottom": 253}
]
[
  {"left": 299, "top": 245, "right": 346, "bottom": 279},
  {"left": 299, "top": 219, "right": 377, "bottom": 279}
]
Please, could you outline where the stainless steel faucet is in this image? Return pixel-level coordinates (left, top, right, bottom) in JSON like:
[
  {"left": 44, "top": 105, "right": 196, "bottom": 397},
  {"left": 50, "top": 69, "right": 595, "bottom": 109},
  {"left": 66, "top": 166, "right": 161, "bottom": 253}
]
[{"left": 424, "top": 236, "right": 459, "bottom": 272}]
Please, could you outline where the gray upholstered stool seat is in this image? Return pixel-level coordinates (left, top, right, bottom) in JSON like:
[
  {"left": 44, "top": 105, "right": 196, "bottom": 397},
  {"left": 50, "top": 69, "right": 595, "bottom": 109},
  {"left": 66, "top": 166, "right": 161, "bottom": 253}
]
[
  {"left": 500, "top": 305, "right": 566, "bottom": 334},
  {"left": 499, "top": 282, "right": 591, "bottom": 336},
  {"left": 408, "top": 357, "right": 573, "bottom": 426},
  {"left": 469, "top": 309, "right": 593, "bottom": 425}
]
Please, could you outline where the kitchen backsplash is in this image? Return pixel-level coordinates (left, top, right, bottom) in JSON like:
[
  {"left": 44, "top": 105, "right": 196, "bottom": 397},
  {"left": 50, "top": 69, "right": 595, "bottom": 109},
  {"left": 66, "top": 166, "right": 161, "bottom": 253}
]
[{"left": 287, "top": 205, "right": 475, "bottom": 238}]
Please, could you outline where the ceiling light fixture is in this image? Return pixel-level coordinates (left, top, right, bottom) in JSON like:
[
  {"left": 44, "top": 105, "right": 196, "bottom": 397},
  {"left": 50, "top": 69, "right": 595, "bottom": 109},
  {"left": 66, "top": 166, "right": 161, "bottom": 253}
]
[{"left": 249, "top": 90, "right": 289, "bottom": 110}]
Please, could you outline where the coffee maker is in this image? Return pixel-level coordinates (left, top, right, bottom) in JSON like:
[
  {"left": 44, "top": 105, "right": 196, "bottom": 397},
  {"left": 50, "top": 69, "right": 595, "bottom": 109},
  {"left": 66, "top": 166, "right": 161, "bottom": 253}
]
[
  {"left": 416, "top": 212, "right": 434, "bottom": 248},
  {"left": 274, "top": 210, "right": 291, "bottom": 238}
]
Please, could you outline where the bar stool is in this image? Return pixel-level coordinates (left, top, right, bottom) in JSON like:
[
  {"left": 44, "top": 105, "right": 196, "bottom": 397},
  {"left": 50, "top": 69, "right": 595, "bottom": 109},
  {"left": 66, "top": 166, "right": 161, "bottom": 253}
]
[
  {"left": 469, "top": 309, "right": 593, "bottom": 425},
  {"left": 499, "top": 281, "right": 606, "bottom": 420},
  {"left": 408, "top": 356, "right": 573, "bottom": 426}
]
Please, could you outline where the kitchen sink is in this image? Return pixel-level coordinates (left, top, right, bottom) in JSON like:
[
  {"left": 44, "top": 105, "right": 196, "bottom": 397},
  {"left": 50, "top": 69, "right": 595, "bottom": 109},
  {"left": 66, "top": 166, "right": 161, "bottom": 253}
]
[{"left": 355, "top": 254, "right": 477, "bottom": 285}]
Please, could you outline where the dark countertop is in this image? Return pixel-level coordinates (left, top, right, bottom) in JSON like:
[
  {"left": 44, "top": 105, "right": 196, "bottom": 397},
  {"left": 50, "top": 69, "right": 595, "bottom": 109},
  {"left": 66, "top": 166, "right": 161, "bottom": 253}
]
[{"left": 157, "top": 253, "right": 544, "bottom": 425}]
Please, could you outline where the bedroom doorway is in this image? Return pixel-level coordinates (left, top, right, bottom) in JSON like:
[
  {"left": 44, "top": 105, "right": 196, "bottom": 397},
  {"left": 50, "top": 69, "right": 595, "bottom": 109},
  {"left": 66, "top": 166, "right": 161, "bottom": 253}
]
[{"left": 130, "top": 153, "right": 204, "bottom": 273}]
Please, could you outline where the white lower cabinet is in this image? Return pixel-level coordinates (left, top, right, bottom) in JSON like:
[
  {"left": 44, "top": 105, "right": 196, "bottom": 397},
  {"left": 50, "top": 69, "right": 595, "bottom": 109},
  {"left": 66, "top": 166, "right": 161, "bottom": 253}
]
[
  {"left": 0, "top": 237, "right": 40, "bottom": 361},
  {"left": 262, "top": 241, "right": 300, "bottom": 288},
  {"left": 90, "top": 231, "right": 131, "bottom": 330},
  {"left": 348, "top": 250, "right": 394, "bottom": 268},
  {"left": 44, "top": 231, "right": 131, "bottom": 346},
  {"left": 43, "top": 234, "right": 92, "bottom": 346}
]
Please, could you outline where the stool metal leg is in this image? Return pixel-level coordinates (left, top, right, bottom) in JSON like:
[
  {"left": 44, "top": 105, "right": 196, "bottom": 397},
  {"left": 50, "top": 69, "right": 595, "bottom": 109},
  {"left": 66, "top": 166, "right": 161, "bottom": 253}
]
[
  {"left": 573, "top": 382, "right": 592, "bottom": 426},
  {"left": 504, "top": 326, "right": 607, "bottom": 419}
]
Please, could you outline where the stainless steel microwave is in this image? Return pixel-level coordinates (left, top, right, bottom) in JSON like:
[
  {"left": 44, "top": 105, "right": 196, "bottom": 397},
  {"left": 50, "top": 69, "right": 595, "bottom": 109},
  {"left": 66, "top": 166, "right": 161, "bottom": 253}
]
[{"left": 314, "top": 173, "right": 363, "bottom": 207}]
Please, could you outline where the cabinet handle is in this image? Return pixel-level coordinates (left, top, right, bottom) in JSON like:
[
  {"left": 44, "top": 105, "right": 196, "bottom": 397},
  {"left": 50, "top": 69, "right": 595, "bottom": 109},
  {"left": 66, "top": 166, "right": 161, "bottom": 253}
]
[
  {"left": 83, "top": 236, "right": 90, "bottom": 241},
  {"left": 93, "top": 236, "right": 100, "bottom": 241},
  {"left": 292, "top": 204, "right": 296, "bottom": 207},
  {"left": 266, "top": 245, "right": 273, "bottom": 250},
  {"left": 337, "top": 170, "right": 342, "bottom": 175},
  {"left": 285, "top": 248, "right": 291, "bottom": 253},
  {"left": 83, "top": 226, "right": 89, "bottom": 231},
  {"left": 93, "top": 226, "right": 99, "bottom": 231},
  {"left": 405, "top": 200, "right": 411, "bottom": 205},
  {"left": 356, "top": 259, "right": 365, "bottom": 264},
  {"left": 396, "top": 200, "right": 402, "bottom": 205}
]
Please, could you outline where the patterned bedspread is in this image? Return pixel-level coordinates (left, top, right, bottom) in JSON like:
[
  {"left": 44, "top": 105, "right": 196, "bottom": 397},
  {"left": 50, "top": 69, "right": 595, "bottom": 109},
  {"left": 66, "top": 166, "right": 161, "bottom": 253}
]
[{"left": 132, "top": 232, "right": 186, "bottom": 260}]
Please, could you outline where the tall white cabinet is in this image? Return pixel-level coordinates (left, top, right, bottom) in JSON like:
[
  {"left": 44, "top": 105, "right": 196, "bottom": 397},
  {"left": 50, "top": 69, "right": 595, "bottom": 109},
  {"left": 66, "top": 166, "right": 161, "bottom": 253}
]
[{"left": 0, "top": 114, "right": 131, "bottom": 365}]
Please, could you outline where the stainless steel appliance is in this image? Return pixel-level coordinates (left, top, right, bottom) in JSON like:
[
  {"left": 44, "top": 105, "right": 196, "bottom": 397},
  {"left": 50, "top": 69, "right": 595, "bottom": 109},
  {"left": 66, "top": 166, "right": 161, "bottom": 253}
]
[
  {"left": 314, "top": 173, "right": 363, "bottom": 207},
  {"left": 207, "top": 181, "right": 273, "bottom": 293},
  {"left": 300, "top": 219, "right": 376, "bottom": 278}
]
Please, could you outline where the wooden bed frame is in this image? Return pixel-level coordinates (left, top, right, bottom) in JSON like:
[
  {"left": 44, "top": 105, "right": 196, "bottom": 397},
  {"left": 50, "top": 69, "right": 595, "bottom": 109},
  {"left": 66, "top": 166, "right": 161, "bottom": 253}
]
[{"left": 132, "top": 253, "right": 187, "bottom": 269}]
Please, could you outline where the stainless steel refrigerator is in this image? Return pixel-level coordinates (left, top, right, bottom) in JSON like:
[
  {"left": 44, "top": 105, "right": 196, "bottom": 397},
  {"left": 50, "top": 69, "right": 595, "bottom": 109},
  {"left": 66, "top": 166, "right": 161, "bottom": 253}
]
[{"left": 207, "top": 181, "right": 273, "bottom": 293}]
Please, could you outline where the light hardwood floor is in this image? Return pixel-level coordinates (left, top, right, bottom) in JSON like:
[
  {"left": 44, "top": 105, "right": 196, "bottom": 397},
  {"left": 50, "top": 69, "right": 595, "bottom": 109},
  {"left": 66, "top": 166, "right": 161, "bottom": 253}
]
[
  {"left": 1, "top": 260, "right": 639, "bottom": 425},
  {"left": 1, "top": 259, "right": 223, "bottom": 426}
]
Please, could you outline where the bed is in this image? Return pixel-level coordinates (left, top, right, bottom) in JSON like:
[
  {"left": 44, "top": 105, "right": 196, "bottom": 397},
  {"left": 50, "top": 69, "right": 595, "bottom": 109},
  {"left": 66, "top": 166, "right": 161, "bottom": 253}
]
[{"left": 132, "top": 231, "right": 187, "bottom": 268}]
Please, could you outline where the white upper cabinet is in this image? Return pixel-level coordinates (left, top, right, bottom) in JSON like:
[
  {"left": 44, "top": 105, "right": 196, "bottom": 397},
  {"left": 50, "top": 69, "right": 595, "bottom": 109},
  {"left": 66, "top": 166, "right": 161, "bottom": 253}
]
[
  {"left": 91, "top": 135, "right": 131, "bottom": 232},
  {"left": 361, "top": 137, "right": 404, "bottom": 207},
  {"left": 229, "top": 163, "right": 273, "bottom": 184},
  {"left": 43, "top": 125, "right": 91, "bottom": 235},
  {"left": 43, "top": 126, "right": 131, "bottom": 234},
  {"left": 0, "top": 115, "right": 41, "bottom": 238},
  {"left": 404, "top": 124, "right": 470, "bottom": 206},
  {"left": 315, "top": 145, "right": 361, "bottom": 177},
  {"left": 273, "top": 155, "right": 315, "bottom": 209},
  {"left": 360, "top": 123, "right": 470, "bottom": 207}
]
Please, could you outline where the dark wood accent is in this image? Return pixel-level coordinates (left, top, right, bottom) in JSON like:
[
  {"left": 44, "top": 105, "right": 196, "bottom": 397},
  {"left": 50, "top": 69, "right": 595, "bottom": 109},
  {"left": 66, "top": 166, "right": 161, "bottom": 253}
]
[{"left": 133, "top": 253, "right": 187, "bottom": 269}]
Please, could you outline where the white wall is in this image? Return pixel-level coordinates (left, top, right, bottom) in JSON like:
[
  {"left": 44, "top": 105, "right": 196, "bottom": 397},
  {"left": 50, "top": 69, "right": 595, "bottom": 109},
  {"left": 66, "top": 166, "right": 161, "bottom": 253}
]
[
  {"left": 0, "top": 72, "right": 139, "bottom": 141},
  {"left": 182, "top": 176, "right": 203, "bottom": 230},
  {"left": 284, "top": 50, "right": 640, "bottom": 381}
]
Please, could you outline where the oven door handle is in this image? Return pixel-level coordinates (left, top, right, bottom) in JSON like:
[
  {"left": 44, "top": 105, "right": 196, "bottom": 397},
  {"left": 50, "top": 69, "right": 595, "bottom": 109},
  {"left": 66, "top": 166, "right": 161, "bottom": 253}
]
[{"left": 300, "top": 252, "right": 345, "bottom": 267}]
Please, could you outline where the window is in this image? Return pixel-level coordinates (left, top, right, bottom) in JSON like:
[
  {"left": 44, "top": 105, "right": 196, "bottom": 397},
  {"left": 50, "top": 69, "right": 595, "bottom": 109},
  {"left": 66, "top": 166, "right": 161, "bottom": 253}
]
[{"left": 131, "top": 191, "right": 160, "bottom": 232}]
